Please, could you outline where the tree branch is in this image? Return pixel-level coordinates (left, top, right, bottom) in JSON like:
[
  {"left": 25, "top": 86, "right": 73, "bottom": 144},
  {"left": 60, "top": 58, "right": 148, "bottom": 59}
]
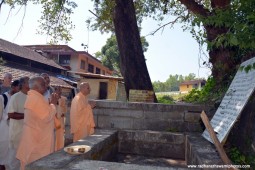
[
  {"left": 178, "top": 0, "right": 210, "bottom": 17},
  {"left": 211, "top": 0, "right": 230, "bottom": 9},
  {"left": 146, "top": 11, "right": 192, "bottom": 37},
  {"left": 13, "top": 5, "right": 26, "bottom": 41},
  {"left": 146, "top": 16, "right": 182, "bottom": 36},
  {"left": 0, "top": 0, "right": 5, "bottom": 11},
  {"left": 89, "top": 9, "right": 115, "bottom": 31},
  {"left": 4, "top": 7, "right": 12, "bottom": 24}
]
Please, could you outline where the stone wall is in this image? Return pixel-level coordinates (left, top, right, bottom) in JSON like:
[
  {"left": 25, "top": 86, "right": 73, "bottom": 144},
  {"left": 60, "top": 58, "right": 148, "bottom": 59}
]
[
  {"left": 118, "top": 130, "right": 185, "bottom": 159},
  {"left": 27, "top": 130, "right": 119, "bottom": 170},
  {"left": 186, "top": 133, "right": 225, "bottom": 169},
  {"left": 92, "top": 100, "right": 213, "bottom": 132},
  {"left": 27, "top": 130, "right": 224, "bottom": 170}
]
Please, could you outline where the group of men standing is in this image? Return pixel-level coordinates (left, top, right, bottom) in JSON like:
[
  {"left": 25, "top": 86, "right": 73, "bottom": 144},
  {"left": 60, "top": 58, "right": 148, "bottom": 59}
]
[{"left": 0, "top": 73, "right": 96, "bottom": 170}]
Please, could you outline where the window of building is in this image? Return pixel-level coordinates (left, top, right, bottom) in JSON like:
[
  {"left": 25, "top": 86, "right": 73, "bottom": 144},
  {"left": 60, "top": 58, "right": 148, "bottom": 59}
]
[
  {"left": 187, "top": 85, "right": 189, "bottom": 88},
  {"left": 59, "top": 55, "right": 70, "bottom": 64},
  {"left": 88, "top": 64, "right": 94, "bottom": 73},
  {"left": 80, "top": 60, "right": 85, "bottom": 70},
  {"left": 96, "top": 67, "right": 101, "bottom": 74},
  {"left": 201, "top": 81, "right": 206, "bottom": 87}
]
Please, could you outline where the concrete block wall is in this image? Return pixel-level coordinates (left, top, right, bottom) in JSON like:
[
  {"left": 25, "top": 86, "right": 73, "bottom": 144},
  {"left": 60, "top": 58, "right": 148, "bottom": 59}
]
[
  {"left": 27, "top": 130, "right": 224, "bottom": 170},
  {"left": 93, "top": 100, "right": 212, "bottom": 132},
  {"left": 27, "top": 130, "right": 118, "bottom": 170},
  {"left": 118, "top": 130, "right": 185, "bottom": 159},
  {"left": 186, "top": 133, "right": 225, "bottom": 169}
]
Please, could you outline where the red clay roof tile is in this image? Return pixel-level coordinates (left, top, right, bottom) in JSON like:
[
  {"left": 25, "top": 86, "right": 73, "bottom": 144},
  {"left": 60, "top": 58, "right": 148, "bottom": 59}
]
[
  {"left": 0, "top": 38, "right": 66, "bottom": 70},
  {"left": 0, "top": 64, "right": 73, "bottom": 89}
]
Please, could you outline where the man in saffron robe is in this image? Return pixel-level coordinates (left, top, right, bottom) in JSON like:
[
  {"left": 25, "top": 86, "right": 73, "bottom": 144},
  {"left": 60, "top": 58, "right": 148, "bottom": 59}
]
[
  {"left": 54, "top": 86, "right": 67, "bottom": 151},
  {"left": 16, "top": 76, "right": 58, "bottom": 170},
  {"left": 70, "top": 82, "right": 96, "bottom": 142}
]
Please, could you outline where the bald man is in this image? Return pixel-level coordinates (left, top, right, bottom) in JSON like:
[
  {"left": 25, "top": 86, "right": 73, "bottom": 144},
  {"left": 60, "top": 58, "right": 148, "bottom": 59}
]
[
  {"left": 40, "top": 73, "right": 54, "bottom": 102},
  {"left": 16, "top": 76, "right": 58, "bottom": 170},
  {"left": 70, "top": 82, "right": 96, "bottom": 142}
]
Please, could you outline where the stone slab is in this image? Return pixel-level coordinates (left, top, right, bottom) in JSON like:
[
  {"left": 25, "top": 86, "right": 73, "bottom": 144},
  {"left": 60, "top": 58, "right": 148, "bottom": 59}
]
[
  {"left": 184, "top": 111, "right": 201, "bottom": 122},
  {"left": 118, "top": 130, "right": 185, "bottom": 159},
  {"left": 26, "top": 129, "right": 118, "bottom": 170},
  {"left": 93, "top": 100, "right": 211, "bottom": 133},
  {"left": 185, "top": 133, "right": 224, "bottom": 168},
  {"left": 97, "top": 116, "right": 133, "bottom": 129},
  {"left": 66, "top": 160, "right": 190, "bottom": 170}
]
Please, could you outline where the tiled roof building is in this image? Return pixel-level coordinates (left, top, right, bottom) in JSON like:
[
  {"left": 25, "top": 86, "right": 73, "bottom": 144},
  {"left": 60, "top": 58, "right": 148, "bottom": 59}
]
[
  {"left": 179, "top": 79, "right": 206, "bottom": 93},
  {"left": 0, "top": 39, "right": 65, "bottom": 70},
  {"left": 0, "top": 38, "right": 73, "bottom": 89},
  {"left": 0, "top": 63, "right": 72, "bottom": 88},
  {"left": 24, "top": 45, "right": 113, "bottom": 76}
]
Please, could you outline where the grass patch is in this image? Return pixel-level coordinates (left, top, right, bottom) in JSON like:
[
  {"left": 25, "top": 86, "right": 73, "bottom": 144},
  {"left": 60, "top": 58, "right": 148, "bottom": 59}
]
[{"left": 156, "top": 92, "right": 187, "bottom": 104}]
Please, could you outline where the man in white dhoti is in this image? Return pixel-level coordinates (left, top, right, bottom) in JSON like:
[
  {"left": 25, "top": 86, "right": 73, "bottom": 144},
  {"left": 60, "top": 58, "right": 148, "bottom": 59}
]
[
  {"left": 0, "top": 80, "right": 20, "bottom": 170},
  {"left": 7, "top": 77, "right": 29, "bottom": 170}
]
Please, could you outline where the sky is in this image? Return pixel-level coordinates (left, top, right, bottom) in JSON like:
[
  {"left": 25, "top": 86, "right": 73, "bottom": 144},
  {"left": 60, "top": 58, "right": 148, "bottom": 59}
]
[{"left": 0, "top": 0, "right": 211, "bottom": 82}]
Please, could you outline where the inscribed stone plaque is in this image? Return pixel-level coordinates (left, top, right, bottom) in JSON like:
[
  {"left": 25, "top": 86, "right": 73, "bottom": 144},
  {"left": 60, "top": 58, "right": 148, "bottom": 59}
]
[
  {"left": 129, "top": 89, "right": 154, "bottom": 103},
  {"left": 202, "top": 57, "right": 255, "bottom": 143}
]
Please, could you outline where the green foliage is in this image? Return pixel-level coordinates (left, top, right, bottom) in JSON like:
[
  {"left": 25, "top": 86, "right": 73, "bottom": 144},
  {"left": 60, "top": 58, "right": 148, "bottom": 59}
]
[
  {"left": 228, "top": 147, "right": 255, "bottom": 166},
  {"left": 5, "top": 0, "right": 255, "bottom": 62},
  {"left": 4, "top": 0, "right": 77, "bottom": 44},
  {"left": 91, "top": 0, "right": 159, "bottom": 33},
  {"left": 229, "top": 147, "right": 246, "bottom": 165},
  {"left": 239, "top": 62, "right": 255, "bottom": 73},
  {"left": 157, "top": 94, "right": 174, "bottom": 104},
  {"left": 152, "top": 73, "right": 198, "bottom": 92},
  {"left": 90, "top": 0, "right": 255, "bottom": 86},
  {"left": 183, "top": 89, "right": 202, "bottom": 103},
  {"left": 95, "top": 34, "right": 149, "bottom": 76},
  {"left": 37, "top": 0, "right": 77, "bottom": 44},
  {"left": 91, "top": 0, "right": 116, "bottom": 33},
  {"left": 153, "top": 81, "right": 167, "bottom": 92},
  {"left": 183, "top": 77, "right": 227, "bottom": 104}
]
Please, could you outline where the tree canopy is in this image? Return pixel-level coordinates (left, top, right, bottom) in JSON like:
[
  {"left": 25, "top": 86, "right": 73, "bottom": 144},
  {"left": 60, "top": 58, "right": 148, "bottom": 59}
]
[
  {"left": 3, "top": 0, "right": 255, "bottom": 94},
  {"left": 1, "top": 0, "right": 77, "bottom": 43},
  {"left": 3, "top": 0, "right": 255, "bottom": 57},
  {"left": 91, "top": 0, "right": 255, "bottom": 89},
  {"left": 141, "top": 0, "right": 253, "bottom": 54},
  {"left": 153, "top": 73, "right": 197, "bottom": 92},
  {"left": 4, "top": 0, "right": 255, "bottom": 83}
]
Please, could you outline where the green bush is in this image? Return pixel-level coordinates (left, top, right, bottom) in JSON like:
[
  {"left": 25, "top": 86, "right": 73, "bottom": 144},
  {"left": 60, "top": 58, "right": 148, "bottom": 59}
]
[
  {"left": 157, "top": 95, "right": 174, "bottom": 104},
  {"left": 183, "top": 77, "right": 228, "bottom": 104},
  {"left": 183, "top": 89, "right": 201, "bottom": 103},
  {"left": 228, "top": 147, "right": 255, "bottom": 166}
]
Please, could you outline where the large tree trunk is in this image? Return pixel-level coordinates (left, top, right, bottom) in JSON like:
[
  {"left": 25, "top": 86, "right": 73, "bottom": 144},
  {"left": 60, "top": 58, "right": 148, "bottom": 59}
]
[
  {"left": 180, "top": 0, "right": 254, "bottom": 163},
  {"left": 205, "top": 26, "right": 240, "bottom": 85},
  {"left": 179, "top": 0, "right": 241, "bottom": 86},
  {"left": 113, "top": 0, "right": 157, "bottom": 102}
]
